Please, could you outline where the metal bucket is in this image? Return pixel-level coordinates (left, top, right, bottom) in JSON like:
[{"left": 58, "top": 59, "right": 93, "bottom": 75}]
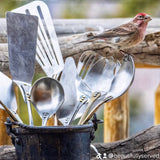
[{"left": 5, "top": 118, "right": 94, "bottom": 160}]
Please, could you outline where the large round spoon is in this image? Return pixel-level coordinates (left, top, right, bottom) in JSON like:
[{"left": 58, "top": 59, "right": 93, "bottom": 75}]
[
  {"left": 30, "top": 77, "right": 64, "bottom": 126},
  {"left": 81, "top": 54, "right": 135, "bottom": 124},
  {"left": 83, "top": 56, "right": 117, "bottom": 95}
]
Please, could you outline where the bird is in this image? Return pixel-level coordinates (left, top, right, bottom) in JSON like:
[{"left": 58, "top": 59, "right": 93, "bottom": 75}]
[{"left": 77, "top": 13, "right": 152, "bottom": 52}]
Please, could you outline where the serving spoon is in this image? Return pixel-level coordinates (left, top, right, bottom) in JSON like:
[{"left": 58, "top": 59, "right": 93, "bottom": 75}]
[{"left": 30, "top": 77, "right": 64, "bottom": 126}]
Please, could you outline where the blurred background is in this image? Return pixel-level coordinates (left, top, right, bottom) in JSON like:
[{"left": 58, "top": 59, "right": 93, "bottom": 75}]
[
  {"left": 0, "top": 0, "right": 160, "bottom": 142},
  {"left": 1, "top": 0, "right": 160, "bottom": 18}
]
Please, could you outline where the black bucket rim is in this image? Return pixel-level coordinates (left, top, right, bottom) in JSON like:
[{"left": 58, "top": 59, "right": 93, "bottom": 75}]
[{"left": 5, "top": 119, "right": 94, "bottom": 135}]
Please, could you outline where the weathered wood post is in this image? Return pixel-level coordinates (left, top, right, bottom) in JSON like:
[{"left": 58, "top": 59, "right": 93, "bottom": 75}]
[
  {"left": 155, "top": 83, "right": 160, "bottom": 125},
  {"left": 104, "top": 92, "right": 129, "bottom": 142},
  {"left": 0, "top": 109, "right": 11, "bottom": 145},
  {"left": 46, "top": 117, "right": 54, "bottom": 126},
  {"left": 0, "top": 74, "right": 17, "bottom": 146}
]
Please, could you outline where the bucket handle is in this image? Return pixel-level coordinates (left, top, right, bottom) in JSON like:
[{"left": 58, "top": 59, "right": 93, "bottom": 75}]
[
  {"left": 90, "top": 113, "right": 103, "bottom": 140},
  {"left": 5, "top": 117, "right": 22, "bottom": 145}
]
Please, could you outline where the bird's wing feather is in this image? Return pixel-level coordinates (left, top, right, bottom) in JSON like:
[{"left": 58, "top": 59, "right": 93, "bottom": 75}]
[{"left": 92, "top": 22, "right": 138, "bottom": 39}]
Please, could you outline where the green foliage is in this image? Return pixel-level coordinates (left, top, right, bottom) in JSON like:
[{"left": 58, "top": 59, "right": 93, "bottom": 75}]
[
  {"left": 62, "top": 0, "right": 87, "bottom": 18},
  {"left": 92, "top": 107, "right": 104, "bottom": 143},
  {"left": 0, "top": 0, "right": 34, "bottom": 17},
  {"left": 129, "top": 94, "right": 142, "bottom": 118},
  {"left": 119, "top": 0, "right": 160, "bottom": 17},
  {"left": 1, "top": 0, "right": 159, "bottom": 18}
]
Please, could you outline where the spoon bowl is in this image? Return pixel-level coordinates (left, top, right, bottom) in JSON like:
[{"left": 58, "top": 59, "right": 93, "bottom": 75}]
[{"left": 30, "top": 77, "right": 64, "bottom": 126}]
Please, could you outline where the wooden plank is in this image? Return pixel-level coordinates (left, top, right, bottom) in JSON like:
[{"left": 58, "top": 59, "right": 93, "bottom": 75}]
[
  {"left": 135, "top": 63, "right": 160, "bottom": 68},
  {"left": 0, "top": 30, "right": 160, "bottom": 75},
  {"left": 154, "top": 83, "right": 160, "bottom": 125},
  {"left": 104, "top": 92, "right": 128, "bottom": 143},
  {"left": 0, "top": 18, "right": 160, "bottom": 37}
]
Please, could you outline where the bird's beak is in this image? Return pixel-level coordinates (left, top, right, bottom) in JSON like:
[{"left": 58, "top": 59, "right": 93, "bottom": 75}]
[{"left": 144, "top": 15, "right": 152, "bottom": 22}]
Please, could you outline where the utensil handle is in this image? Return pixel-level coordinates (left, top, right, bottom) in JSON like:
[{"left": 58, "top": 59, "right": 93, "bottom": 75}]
[
  {"left": 54, "top": 114, "right": 58, "bottom": 126},
  {"left": 42, "top": 112, "right": 50, "bottom": 126},
  {"left": 20, "top": 84, "right": 34, "bottom": 126},
  {"left": 78, "top": 92, "right": 101, "bottom": 125},
  {"left": 81, "top": 96, "right": 113, "bottom": 125},
  {"left": 68, "top": 96, "right": 88, "bottom": 125},
  {"left": 26, "top": 96, "right": 34, "bottom": 126}
]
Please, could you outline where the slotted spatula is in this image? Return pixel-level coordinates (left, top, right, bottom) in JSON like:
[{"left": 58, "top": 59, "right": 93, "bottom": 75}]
[
  {"left": 13, "top": 1, "right": 64, "bottom": 78},
  {"left": 7, "top": 12, "right": 38, "bottom": 126}
]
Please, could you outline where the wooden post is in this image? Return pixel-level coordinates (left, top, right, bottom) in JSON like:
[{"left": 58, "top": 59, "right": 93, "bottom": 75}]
[
  {"left": 46, "top": 116, "right": 62, "bottom": 126},
  {"left": 104, "top": 92, "right": 129, "bottom": 143},
  {"left": 0, "top": 74, "right": 13, "bottom": 145},
  {"left": 46, "top": 116, "right": 54, "bottom": 126},
  {"left": 154, "top": 83, "right": 160, "bottom": 125},
  {"left": 0, "top": 109, "right": 12, "bottom": 145}
]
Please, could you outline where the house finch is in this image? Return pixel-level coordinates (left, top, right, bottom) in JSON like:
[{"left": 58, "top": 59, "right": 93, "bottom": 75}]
[{"left": 78, "top": 13, "right": 152, "bottom": 51}]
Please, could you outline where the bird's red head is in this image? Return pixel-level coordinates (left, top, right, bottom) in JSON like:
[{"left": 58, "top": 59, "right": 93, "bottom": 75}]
[
  {"left": 133, "top": 13, "right": 152, "bottom": 24},
  {"left": 137, "top": 13, "right": 148, "bottom": 17}
]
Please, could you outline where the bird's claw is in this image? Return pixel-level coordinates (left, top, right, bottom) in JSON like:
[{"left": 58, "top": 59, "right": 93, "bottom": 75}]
[{"left": 119, "top": 50, "right": 134, "bottom": 61}]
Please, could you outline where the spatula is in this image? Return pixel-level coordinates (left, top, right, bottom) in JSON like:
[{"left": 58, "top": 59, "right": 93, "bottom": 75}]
[
  {"left": 6, "top": 12, "right": 38, "bottom": 126},
  {"left": 56, "top": 57, "right": 78, "bottom": 125},
  {"left": 13, "top": 1, "right": 64, "bottom": 78},
  {"left": 0, "top": 72, "right": 22, "bottom": 123}
]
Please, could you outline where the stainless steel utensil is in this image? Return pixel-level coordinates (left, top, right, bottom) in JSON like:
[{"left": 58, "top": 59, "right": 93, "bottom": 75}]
[
  {"left": 7, "top": 12, "right": 38, "bottom": 126},
  {"left": 83, "top": 57, "right": 117, "bottom": 95},
  {"left": 68, "top": 95, "right": 88, "bottom": 125},
  {"left": 30, "top": 77, "right": 64, "bottom": 126},
  {"left": 76, "top": 55, "right": 119, "bottom": 123},
  {"left": 0, "top": 72, "right": 22, "bottom": 123},
  {"left": 13, "top": 1, "right": 64, "bottom": 78},
  {"left": 56, "top": 57, "right": 88, "bottom": 125},
  {"left": 56, "top": 57, "right": 77, "bottom": 125},
  {"left": 73, "top": 53, "right": 104, "bottom": 121},
  {"left": 78, "top": 57, "right": 117, "bottom": 125},
  {"left": 77, "top": 51, "right": 104, "bottom": 79},
  {"left": 81, "top": 55, "right": 135, "bottom": 124}
]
